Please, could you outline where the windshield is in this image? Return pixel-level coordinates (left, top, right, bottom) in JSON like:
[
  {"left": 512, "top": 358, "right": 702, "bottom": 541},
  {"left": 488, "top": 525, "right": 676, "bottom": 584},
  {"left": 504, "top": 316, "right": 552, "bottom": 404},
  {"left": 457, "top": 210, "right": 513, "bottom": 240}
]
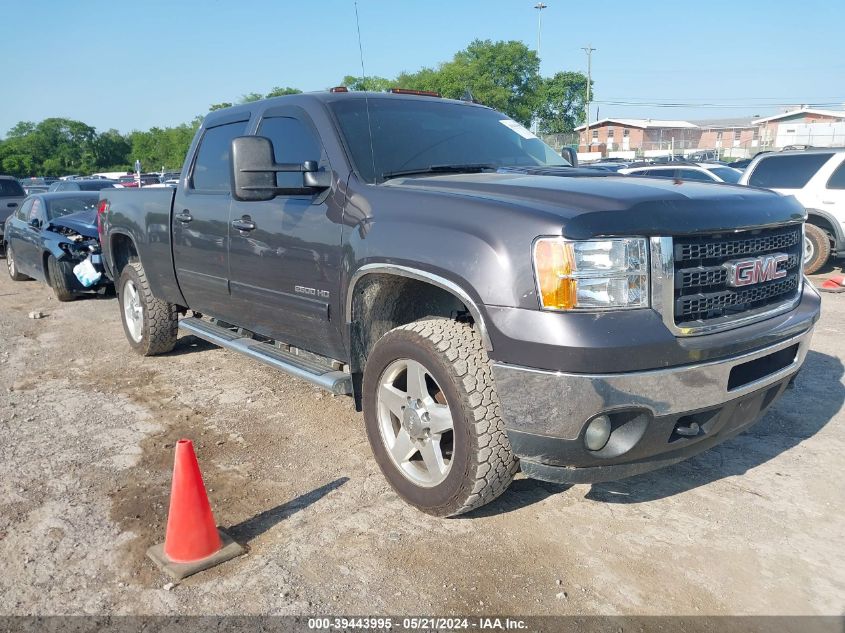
[
  {"left": 46, "top": 195, "right": 99, "bottom": 220},
  {"left": 329, "top": 98, "right": 570, "bottom": 183},
  {"left": 0, "top": 179, "right": 25, "bottom": 196},
  {"left": 708, "top": 167, "right": 741, "bottom": 183}
]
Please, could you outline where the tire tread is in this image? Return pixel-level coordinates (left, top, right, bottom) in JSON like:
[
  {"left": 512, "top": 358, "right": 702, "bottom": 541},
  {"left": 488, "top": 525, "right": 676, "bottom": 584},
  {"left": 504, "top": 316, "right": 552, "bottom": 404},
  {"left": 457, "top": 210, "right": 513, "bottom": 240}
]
[{"left": 392, "top": 318, "right": 518, "bottom": 516}]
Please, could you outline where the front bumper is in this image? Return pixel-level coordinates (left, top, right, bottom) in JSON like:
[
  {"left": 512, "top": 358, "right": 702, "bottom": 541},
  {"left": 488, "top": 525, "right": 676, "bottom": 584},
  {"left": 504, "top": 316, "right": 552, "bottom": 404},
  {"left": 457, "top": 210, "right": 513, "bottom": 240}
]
[{"left": 492, "top": 326, "right": 815, "bottom": 484}]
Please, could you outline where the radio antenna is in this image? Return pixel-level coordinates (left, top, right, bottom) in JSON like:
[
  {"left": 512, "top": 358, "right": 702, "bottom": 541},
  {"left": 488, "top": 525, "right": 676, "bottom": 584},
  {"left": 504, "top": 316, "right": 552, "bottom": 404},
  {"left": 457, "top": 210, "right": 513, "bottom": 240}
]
[
  {"left": 354, "top": 1, "right": 367, "bottom": 80},
  {"left": 354, "top": 1, "right": 377, "bottom": 180}
]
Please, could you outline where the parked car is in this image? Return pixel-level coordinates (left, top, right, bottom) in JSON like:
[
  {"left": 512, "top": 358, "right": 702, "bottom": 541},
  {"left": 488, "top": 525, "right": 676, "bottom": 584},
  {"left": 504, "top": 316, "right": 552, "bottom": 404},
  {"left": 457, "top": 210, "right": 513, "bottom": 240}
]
[
  {"left": 48, "top": 179, "right": 118, "bottom": 192},
  {"left": 23, "top": 185, "right": 50, "bottom": 195},
  {"left": 0, "top": 175, "right": 27, "bottom": 256},
  {"left": 116, "top": 174, "right": 164, "bottom": 188},
  {"left": 739, "top": 148, "right": 845, "bottom": 274},
  {"left": 3, "top": 192, "right": 109, "bottom": 300},
  {"left": 619, "top": 163, "right": 743, "bottom": 183},
  {"left": 99, "top": 90, "right": 818, "bottom": 517},
  {"left": 580, "top": 162, "right": 630, "bottom": 172},
  {"left": 728, "top": 158, "right": 753, "bottom": 170}
]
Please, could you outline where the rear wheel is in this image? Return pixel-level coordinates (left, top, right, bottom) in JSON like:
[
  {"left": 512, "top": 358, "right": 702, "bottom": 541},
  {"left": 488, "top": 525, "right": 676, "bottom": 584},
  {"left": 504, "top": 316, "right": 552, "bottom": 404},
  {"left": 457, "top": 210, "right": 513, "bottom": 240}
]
[
  {"left": 47, "top": 255, "right": 76, "bottom": 302},
  {"left": 118, "top": 261, "right": 178, "bottom": 356},
  {"left": 362, "top": 318, "right": 517, "bottom": 517},
  {"left": 6, "top": 245, "right": 28, "bottom": 281},
  {"left": 803, "top": 224, "right": 831, "bottom": 275}
]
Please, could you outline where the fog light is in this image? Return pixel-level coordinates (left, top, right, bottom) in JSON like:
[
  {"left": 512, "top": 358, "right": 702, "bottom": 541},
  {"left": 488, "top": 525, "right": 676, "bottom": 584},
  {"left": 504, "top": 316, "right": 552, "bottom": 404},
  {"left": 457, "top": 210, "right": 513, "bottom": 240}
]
[{"left": 584, "top": 415, "right": 612, "bottom": 451}]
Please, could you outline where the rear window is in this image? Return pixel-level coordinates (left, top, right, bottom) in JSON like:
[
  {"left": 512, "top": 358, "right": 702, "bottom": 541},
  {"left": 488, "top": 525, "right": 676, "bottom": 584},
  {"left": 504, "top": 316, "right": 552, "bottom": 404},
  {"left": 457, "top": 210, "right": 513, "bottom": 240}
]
[
  {"left": 77, "top": 181, "right": 115, "bottom": 191},
  {"left": 0, "top": 179, "right": 25, "bottom": 196},
  {"left": 827, "top": 161, "right": 845, "bottom": 190},
  {"left": 748, "top": 154, "right": 832, "bottom": 189},
  {"left": 45, "top": 195, "right": 99, "bottom": 220}
]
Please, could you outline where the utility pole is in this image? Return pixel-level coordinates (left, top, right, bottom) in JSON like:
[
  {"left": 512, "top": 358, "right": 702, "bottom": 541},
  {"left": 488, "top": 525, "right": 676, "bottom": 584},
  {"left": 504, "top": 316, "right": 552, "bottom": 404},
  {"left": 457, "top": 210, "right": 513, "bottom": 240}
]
[
  {"left": 534, "top": 3, "right": 547, "bottom": 61},
  {"left": 582, "top": 45, "right": 596, "bottom": 151},
  {"left": 532, "top": 3, "right": 548, "bottom": 134}
]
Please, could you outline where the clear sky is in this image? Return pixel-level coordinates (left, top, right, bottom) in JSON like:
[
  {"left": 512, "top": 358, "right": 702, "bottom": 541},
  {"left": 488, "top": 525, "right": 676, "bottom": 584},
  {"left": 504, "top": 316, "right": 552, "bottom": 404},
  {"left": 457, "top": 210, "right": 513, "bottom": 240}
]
[{"left": 2, "top": 0, "right": 843, "bottom": 135}]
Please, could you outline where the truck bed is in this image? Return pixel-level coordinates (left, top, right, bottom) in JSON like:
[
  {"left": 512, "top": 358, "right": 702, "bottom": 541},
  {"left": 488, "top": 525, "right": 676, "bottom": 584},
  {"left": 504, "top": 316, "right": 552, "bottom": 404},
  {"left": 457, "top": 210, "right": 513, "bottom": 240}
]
[{"left": 100, "top": 187, "right": 184, "bottom": 305}]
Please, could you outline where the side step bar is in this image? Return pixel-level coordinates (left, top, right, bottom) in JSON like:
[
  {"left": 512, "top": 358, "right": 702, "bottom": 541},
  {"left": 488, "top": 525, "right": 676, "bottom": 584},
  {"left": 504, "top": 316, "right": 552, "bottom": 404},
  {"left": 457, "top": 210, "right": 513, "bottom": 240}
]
[{"left": 178, "top": 317, "right": 352, "bottom": 395}]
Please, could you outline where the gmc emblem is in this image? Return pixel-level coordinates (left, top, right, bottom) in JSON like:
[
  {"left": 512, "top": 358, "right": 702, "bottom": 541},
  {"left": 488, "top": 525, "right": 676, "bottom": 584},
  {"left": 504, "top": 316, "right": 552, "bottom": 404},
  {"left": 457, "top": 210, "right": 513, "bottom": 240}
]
[{"left": 725, "top": 253, "right": 789, "bottom": 287}]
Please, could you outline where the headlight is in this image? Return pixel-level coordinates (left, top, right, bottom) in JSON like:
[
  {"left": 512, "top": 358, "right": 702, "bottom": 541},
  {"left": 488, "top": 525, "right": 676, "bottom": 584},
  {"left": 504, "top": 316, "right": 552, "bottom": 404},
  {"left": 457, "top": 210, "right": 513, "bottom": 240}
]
[{"left": 533, "top": 237, "right": 649, "bottom": 310}]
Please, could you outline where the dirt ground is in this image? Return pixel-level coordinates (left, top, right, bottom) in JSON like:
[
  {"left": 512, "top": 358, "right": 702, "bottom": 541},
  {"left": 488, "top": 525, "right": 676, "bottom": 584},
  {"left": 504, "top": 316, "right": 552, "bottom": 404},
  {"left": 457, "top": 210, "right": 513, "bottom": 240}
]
[{"left": 0, "top": 266, "right": 843, "bottom": 617}]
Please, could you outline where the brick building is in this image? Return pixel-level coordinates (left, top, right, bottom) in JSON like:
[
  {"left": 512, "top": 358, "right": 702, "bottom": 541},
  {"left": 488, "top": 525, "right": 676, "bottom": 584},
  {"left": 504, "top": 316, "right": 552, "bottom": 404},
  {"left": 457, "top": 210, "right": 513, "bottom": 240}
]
[
  {"left": 575, "top": 118, "right": 699, "bottom": 153},
  {"left": 752, "top": 108, "right": 845, "bottom": 149}
]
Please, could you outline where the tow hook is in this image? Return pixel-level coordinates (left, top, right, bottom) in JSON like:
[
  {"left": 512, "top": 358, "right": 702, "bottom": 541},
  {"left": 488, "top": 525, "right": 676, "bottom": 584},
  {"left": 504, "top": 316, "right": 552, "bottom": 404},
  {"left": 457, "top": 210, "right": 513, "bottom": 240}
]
[{"left": 673, "top": 421, "right": 701, "bottom": 437}]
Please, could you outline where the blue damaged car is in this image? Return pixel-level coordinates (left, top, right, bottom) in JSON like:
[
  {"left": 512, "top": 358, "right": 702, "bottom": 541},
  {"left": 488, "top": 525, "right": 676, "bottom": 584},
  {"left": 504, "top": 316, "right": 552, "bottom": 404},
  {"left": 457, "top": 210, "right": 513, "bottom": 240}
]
[{"left": 3, "top": 192, "right": 110, "bottom": 301}]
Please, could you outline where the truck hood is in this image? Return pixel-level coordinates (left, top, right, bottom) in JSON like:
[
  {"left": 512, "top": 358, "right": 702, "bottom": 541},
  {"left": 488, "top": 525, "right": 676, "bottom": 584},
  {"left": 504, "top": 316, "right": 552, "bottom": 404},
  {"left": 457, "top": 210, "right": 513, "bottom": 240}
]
[
  {"left": 48, "top": 209, "right": 98, "bottom": 239},
  {"left": 385, "top": 170, "right": 805, "bottom": 238}
]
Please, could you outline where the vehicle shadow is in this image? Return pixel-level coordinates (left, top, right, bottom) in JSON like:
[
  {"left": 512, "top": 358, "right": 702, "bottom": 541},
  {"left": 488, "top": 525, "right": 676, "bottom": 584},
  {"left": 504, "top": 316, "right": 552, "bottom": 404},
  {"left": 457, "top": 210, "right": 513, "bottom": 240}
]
[
  {"left": 464, "top": 478, "right": 572, "bottom": 518},
  {"left": 167, "top": 334, "right": 219, "bottom": 356},
  {"left": 227, "top": 477, "right": 349, "bottom": 543},
  {"left": 468, "top": 350, "right": 841, "bottom": 515}
]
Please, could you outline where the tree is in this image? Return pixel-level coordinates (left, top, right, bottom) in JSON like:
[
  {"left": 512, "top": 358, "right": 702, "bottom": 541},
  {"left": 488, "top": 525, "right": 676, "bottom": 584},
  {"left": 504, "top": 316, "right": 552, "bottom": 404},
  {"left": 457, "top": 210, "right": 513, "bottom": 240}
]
[
  {"left": 536, "top": 72, "right": 591, "bottom": 134},
  {"left": 396, "top": 40, "right": 541, "bottom": 126},
  {"left": 241, "top": 92, "right": 265, "bottom": 103},
  {"left": 265, "top": 86, "right": 302, "bottom": 97},
  {"left": 341, "top": 75, "right": 393, "bottom": 92},
  {"left": 208, "top": 102, "right": 234, "bottom": 112}
]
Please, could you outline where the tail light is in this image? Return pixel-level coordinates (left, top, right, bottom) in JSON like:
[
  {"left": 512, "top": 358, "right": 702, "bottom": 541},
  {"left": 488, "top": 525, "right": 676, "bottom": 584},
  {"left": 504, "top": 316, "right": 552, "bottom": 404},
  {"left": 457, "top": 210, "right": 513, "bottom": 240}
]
[{"left": 96, "top": 199, "right": 109, "bottom": 239}]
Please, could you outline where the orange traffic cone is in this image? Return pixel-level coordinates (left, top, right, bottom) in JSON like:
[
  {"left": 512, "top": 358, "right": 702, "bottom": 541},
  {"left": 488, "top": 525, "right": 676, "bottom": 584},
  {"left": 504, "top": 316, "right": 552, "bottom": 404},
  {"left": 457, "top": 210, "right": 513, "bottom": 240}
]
[
  {"left": 146, "top": 439, "right": 244, "bottom": 580},
  {"left": 820, "top": 275, "right": 845, "bottom": 292}
]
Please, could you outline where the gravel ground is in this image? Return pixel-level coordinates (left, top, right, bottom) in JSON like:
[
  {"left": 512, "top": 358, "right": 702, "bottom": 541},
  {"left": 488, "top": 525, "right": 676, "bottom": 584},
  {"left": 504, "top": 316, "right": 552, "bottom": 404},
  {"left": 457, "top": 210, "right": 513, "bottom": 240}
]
[{"left": 0, "top": 266, "right": 843, "bottom": 617}]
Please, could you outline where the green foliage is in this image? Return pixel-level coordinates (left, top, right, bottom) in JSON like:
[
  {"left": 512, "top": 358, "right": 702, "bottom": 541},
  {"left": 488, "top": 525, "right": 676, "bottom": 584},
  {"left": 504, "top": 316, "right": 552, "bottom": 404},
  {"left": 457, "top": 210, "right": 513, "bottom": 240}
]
[
  {"left": 241, "top": 92, "right": 265, "bottom": 103},
  {"left": 341, "top": 75, "right": 393, "bottom": 92},
  {"left": 537, "top": 71, "right": 591, "bottom": 134},
  {"left": 265, "top": 86, "right": 302, "bottom": 98},
  {"left": 396, "top": 40, "right": 541, "bottom": 127}
]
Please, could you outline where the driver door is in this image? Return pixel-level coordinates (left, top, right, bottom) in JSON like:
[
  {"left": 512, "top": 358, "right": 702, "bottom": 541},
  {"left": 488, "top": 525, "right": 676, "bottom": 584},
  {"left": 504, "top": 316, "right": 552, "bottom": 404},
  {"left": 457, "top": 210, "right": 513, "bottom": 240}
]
[{"left": 227, "top": 108, "right": 345, "bottom": 359}]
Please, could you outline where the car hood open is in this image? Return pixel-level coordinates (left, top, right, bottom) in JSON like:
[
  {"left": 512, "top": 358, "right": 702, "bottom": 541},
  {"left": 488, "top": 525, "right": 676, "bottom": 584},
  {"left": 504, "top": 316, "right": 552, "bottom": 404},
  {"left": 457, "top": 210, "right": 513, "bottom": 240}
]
[{"left": 48, "top": 209, "right": 98, "bottom": 239}]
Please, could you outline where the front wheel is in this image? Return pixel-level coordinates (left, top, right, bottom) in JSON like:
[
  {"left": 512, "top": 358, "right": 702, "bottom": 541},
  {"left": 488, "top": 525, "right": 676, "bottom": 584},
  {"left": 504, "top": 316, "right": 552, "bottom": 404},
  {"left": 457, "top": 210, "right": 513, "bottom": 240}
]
[
  {"left": 803, "top": 224, "right": 831, "bottom": 275},
  {"left": 6, "top": 245, "right": 29, "bottom": 281},
  {"left": 362, "top": 318, "right": 518, "bottom": 517},
  {"left": 47, "top": 255, "right": 76, "bottom": 302},
  {"left": 118, "top": 262, "right": 178, "bottom": 356}
]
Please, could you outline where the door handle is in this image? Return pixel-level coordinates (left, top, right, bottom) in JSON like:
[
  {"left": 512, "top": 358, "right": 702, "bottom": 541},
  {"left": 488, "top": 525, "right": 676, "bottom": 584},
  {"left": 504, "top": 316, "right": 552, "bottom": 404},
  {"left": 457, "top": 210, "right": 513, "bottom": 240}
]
[
  {"left": 7, "top": 202, "right": 17, "bottom": 208},
  {"left": 176, "top": 209, "right": 193, "bottom": 223},
  {"left": 232, "top": 216, "right": 256, "bottom": 232}
]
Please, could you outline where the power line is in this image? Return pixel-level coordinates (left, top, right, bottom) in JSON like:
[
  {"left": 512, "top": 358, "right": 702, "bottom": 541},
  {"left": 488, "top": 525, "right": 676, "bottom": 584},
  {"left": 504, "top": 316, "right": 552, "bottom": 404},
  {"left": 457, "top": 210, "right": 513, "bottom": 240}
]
[{"left": 592, "top": 100, "right": 845, "bottom": 109}]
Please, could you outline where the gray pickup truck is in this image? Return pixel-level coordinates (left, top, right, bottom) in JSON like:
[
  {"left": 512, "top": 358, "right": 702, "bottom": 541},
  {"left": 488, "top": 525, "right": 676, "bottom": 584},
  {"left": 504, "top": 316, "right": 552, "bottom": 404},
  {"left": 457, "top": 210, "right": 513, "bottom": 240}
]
[{"left": 99, "top": 90, "right": 820, "bottom": 516}]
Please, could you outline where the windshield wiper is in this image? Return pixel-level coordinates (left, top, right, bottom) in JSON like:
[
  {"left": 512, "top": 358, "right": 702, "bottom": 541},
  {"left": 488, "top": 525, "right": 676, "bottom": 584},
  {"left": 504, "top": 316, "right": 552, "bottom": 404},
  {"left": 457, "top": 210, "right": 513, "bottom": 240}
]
[{"left": 381, "top": 163, "right": 498, "bottom": 181}]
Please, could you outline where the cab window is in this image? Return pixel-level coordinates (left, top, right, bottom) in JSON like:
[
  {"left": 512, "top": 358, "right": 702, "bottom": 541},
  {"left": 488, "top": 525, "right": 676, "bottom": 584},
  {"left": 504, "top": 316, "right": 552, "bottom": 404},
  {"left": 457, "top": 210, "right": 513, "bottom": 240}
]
[{"left": 191, "top": 120, "right": 249, "bottom": 191}]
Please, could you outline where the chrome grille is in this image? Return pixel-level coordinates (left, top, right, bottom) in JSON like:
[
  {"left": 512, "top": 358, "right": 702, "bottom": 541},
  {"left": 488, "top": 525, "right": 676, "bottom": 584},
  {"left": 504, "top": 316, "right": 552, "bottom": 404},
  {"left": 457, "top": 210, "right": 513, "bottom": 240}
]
[{"left": 673, "top": 226, "right": 802, "bottom": 326}]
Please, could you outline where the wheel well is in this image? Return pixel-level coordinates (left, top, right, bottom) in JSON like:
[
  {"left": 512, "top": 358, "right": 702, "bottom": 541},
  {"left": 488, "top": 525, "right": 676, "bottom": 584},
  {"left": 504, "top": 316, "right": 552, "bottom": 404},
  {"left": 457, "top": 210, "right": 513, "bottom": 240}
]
[
  {"left": 110, "top": 234, "right": 138, "bottom": 278},
  {"left": 807, "top": 214, "right": 837, "bottom": 246},
  {"left": 348, "top": 274, "right": 473, "bottom": 408}
]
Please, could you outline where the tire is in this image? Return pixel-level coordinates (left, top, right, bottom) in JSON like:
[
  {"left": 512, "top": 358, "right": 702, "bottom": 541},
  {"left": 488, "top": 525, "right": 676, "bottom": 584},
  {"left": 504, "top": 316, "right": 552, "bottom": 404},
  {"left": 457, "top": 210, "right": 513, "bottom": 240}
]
[
  {"left": 6, "top": 244, "right": 29, "bottom": 281},
  {"left": 118, "top": 261, "right": 178, "bottom": 356},
  {"left": 362, "top": 318, "right": 518, "bottom": 517},
  {"left": 803, "top": 224, "right": 831, "bottom": 275},
  {"left": 47, "top": 255, "right": 76, "bottom": 302}
]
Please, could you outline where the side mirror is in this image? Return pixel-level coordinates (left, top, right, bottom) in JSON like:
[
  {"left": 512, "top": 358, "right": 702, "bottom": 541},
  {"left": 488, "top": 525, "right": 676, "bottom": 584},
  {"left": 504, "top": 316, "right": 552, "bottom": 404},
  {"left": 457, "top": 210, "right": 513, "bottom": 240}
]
[
  {"left": 29, "top": 217, "right": 41, "bottom": 229},
  {"left": 231, "top": 136, "right": 330, "bottom": 202},
  {"left": 560, "top": 147, "right": 579, "bottom": 167}
]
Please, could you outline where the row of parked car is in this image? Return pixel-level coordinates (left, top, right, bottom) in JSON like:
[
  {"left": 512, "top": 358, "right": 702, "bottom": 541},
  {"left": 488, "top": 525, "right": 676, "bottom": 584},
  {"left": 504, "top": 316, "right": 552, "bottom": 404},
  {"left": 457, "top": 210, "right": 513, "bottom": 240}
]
[
  {"left": 18, "top": 172, "right": 181, "bottom": 196},
  {"left": 1, "top": 147, "right": 844, "bottom": 305}
]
